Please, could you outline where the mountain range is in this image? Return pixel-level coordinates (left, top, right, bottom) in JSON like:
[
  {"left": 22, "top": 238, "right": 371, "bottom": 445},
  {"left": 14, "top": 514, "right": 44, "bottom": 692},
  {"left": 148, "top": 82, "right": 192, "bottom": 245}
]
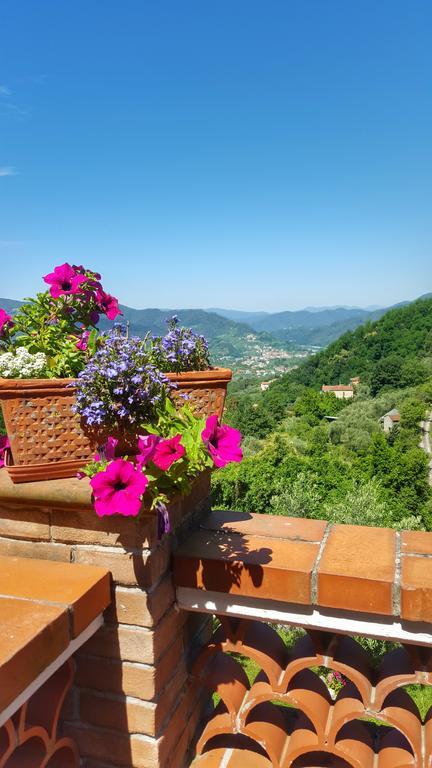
[{"left": 1, "top": 293, "right": 430, "bottom": 362}]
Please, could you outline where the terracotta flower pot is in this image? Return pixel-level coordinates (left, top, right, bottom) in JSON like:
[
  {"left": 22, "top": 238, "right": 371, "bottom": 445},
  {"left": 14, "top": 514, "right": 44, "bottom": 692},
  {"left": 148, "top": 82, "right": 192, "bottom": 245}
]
[
  {"left": 165, "top": 367, "right": 232, "bottom": 419},
  {"left": 0, "top": 368, "right": 232, "bottom": 484},
  {"left": 0, "top": 378, "right": 92, "bottom": 483}
]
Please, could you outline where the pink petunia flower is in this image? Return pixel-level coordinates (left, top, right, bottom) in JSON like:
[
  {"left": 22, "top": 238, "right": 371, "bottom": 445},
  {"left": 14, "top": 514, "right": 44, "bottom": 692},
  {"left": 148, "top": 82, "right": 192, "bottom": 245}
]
[
  {"left": 43, "top": 263, "right": 87, "bottom": 298},
  {"left": 90, "top": 458, "right": 148, "bottom": 517},
  {"left": 76, "top": 329, "right": 91, "bottom": 351},
  {"left": 96, "top": 289, "right": 121, "bottom": 320},
  {"left": 202, "top": 415, "right": 243, "bottom": 468},
  {"left": 137, "top": 434, "right": 161, "bottom": 467},
  {"left": 152, "top": 434, "right": 185, "bottom": 471},
  {"left": 94, "top": 435, "right": 119, "bottom": 462},
  {"left": 0, "top": 309, "right": 13, "bottom": 337},
  {"left": 0, "top": 436, "right": 10, "bottom": 469}
]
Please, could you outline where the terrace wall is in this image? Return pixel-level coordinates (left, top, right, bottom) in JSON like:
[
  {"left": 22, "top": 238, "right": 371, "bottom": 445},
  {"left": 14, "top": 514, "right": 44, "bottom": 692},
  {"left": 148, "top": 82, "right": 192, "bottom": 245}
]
[{"left": 0, "top": 469, "right": 212, "bottom": 768}]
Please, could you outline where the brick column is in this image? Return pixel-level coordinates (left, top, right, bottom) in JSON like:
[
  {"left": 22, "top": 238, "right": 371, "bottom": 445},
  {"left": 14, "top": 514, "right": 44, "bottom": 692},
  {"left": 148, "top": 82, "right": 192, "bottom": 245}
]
[{"left": 0, "top": 470, "right": 212, "bottom": 768}]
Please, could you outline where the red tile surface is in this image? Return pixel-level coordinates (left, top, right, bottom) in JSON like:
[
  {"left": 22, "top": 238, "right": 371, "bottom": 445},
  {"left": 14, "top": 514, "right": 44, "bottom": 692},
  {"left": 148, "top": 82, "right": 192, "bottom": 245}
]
[
  {"left": 401, "top": 555, "right": 432, "bottom": 622},
  {"left": 174, "top": 530, "right": 318, "bottom": 604},
  {"left": 0, "top": 596, "right": 69, "bottom": 712},
  {"left": 202, "top": 510, "right": 327, "bottom": 543},
  {"left": 0, "top": 555, "right": 110, "bottom": 636},
  {"left": 317, "top": 524, "right": 396, "bottom": 615}
]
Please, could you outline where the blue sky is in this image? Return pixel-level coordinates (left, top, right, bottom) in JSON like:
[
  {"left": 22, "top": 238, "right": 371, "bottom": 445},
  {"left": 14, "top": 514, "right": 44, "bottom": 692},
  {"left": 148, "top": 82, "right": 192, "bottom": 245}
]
[{"left": 0, "top": 1, "right": 431, "bottom": 311}]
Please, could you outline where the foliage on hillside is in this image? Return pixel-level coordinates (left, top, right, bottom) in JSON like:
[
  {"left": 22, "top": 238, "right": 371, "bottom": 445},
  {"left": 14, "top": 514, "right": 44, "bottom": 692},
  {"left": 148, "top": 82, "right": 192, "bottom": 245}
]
[
  {"left": 275, "top": 297, "right": 432, "bottom": 391},
  {"left": 217, "top": 301, "right": 432, "bottom": 531},
  {"left": 214, "top": 378, "right": 432, "bottom": 530}
]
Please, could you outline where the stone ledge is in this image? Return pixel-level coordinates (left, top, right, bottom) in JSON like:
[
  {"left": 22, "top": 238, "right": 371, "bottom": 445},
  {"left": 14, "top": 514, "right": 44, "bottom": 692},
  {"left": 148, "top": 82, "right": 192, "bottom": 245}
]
[
  {"left": 0, "top": 468, "right": 92, "bottom": 509},
  {"left": 174, "top": 510, "right": 432, "bottom": 623}
]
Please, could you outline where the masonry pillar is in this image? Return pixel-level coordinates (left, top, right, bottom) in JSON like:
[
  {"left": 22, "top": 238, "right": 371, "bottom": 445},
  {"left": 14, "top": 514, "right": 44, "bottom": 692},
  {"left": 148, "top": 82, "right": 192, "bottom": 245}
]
[{"left": 0, "top": 469, "right": 212, "bottom": 768}]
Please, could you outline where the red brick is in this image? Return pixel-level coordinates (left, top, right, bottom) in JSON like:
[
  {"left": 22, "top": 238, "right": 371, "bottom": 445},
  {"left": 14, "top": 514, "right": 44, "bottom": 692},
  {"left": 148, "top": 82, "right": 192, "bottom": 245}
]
[
  {"left": 51, "top": 506, "right": 157, "bottom": 548},
  {"left": 74, "top": 636, "right": 185, "bottom": 701},
  {"left": 401, "top": 530, "right": 432, "bottom": 556},
  {"left": 80, "top": 691, "right": 157, "bottom": 736},
  {"left": 80, "top": 607, "right": 186, "bottom": 664},
  {"left": 0, "top": 536, "right": 72, "bottom": 562},
  {"left": 0, "top": 504, "right": 50, "bottom": 541},
  {"left": 106, "top": 577, "right": 175, "bottom": 628},
  {"left": 63, "top": 723, "right": 160, "bottom": 767},
  {"left": 74, "top": 539, "right": 170, "bottom": 587}
]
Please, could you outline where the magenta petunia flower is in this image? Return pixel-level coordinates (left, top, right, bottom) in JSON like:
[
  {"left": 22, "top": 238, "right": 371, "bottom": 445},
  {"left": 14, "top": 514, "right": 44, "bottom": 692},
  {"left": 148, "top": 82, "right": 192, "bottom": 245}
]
[
  {"left": 202, "top": 415, "right": 243, "bottom": 468},
  {"left": 0, "top": 435, "right": 10, "bottom": 469},
  {"left": 90, "top": 458, "right": 148, "bottom": 517},
  {"left": 0, "top": 309, "right": 13, "bottom": 337},
  {"left": 43, "top": 263, "right": 87, "bottom": 298},
  {"left": 137, "top": 434, "right": 161, "bottom": 467},
  {"left": 76, "top": 329, "right": 90, "bottom": 351},
  {"left": 96, "top": 289, "right": 121, "bottom": 320},
  {"left": 152, "top": 434, "right": 185, "bottom": 471},
  {"left": 94, "top": 435, "right": 119, "bottom": 462}
]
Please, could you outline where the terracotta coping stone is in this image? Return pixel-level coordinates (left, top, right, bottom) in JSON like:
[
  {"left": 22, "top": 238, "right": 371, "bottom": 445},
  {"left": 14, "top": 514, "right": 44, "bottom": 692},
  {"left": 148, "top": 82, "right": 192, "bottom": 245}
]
[
  {"left": 174, "top": 511, "right": 432, "bottom": 623},
  {"left": 202, "top": 510, "right": 327, "bottom": 543},
  {"left": 0, "top": 555, "right": 111, "bottom": 637},
  {"left": 174, "top": 529, "right": 319, "bottom": 604},
  {"left": 0, "top": 554, "right": 111, "bottom": 715},
  {"left": 0, "top": 467, "right": 92, "bottom": 509},
  {"left": 0, "top": 596, "right": 69, "bottom": 712},
  {"left": 317, "top": 524, "right": 396, "bottom": 616}
]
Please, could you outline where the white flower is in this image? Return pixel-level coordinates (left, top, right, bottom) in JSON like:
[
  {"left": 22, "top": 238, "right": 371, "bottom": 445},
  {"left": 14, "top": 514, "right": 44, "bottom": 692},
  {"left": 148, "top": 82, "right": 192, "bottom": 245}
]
[{"left": 0, "top": 348, "right": 48, "bottom": 378}]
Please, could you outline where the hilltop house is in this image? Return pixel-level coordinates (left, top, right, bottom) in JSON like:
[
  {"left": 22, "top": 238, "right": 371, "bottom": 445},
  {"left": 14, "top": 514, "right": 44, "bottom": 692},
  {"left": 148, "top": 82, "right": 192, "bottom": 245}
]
[
  {"left": 381, "top": 408, "right": 401, "bottom": 432},
  {"left": 321, "top": 384, "right": 354, "bottom": 400}
]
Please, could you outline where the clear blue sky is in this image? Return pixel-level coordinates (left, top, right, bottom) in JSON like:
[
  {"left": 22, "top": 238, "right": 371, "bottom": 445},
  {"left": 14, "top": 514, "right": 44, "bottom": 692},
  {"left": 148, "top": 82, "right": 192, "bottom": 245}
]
[{"left": 0, "top": 1, "right": 431, "bottom": 311}]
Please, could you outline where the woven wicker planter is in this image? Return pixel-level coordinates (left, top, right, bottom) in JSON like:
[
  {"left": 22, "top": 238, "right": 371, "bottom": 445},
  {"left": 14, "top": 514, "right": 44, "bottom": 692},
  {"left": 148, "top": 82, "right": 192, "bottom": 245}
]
[{"left": 0, "top": 368, "right": 232, "bottom": 483}]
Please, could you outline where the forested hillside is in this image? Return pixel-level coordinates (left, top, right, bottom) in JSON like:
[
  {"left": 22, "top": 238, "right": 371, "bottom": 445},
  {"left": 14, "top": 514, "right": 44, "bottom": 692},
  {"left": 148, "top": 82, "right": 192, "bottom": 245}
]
[
  {"left": 287, "top": 297, "right": 432, "bottom": 392},
  {"left": 215, "top": 298, "right": 432, "bottom": 531}
]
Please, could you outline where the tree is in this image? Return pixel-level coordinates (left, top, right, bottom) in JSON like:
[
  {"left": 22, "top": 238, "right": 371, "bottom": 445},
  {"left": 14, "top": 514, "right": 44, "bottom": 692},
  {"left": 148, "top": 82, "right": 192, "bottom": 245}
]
[{"left": 370, "top": 355, "right": 403, "bottom": 395}]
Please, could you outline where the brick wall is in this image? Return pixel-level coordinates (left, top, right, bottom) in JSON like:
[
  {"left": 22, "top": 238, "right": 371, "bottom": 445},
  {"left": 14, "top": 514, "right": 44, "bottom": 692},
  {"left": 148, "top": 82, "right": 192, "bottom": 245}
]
[{"left": 0, "top": 470, "right": 212, "bottom": 768}]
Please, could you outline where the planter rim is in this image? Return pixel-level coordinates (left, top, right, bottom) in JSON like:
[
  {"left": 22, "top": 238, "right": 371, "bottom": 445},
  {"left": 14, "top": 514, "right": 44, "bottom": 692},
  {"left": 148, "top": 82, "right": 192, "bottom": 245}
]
[
  {"left": 165, "top": 367, "right": 232, "bottom": 382},
  {"left": 0, "top": 367, "right": 232, "bottom": 393}
]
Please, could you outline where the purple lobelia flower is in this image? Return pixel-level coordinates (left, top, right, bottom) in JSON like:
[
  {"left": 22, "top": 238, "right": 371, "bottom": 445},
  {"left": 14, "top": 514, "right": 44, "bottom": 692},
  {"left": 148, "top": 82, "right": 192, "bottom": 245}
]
[
  {"left": 73, "top": 326, "right": 172, "bottom": 432},
  {"left": 151, "top": 316, "right": 210, "bottom": 373}
]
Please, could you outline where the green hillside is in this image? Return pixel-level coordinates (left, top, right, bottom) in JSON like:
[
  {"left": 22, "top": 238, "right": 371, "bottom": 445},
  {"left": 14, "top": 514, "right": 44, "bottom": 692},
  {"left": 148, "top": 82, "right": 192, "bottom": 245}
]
[
  {"left": 216, "top": 298, "right": 432, "bottom": 532},
  {"left": 284, "top": 297, "right": 432, "bottom": 392}
]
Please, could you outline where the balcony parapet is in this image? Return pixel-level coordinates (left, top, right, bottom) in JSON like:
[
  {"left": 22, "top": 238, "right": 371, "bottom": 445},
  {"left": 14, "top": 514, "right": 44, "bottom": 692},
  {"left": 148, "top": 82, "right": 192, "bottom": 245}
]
[
  {"left": 175, "top": 511, "right": 432, "bottom": 643},
  {"left": 174, "top": 511, "right": 432, "bottom": 767}
]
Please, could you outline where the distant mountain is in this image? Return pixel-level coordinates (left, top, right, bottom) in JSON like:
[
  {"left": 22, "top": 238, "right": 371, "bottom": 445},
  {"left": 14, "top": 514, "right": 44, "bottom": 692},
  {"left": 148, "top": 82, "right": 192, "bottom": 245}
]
[
  {"left": 207, "top": 308, "right": 269, "bottom": 326},
  {"left": 3, "top": 293, "right": 430, "bottom": 358},
  {"left": 251, "top": 307, "right": 373, "bottom": 332},
  {"left": 99, "top": 306, "right": 253, "bottom": 341},
  {"left": 0, "top": 298, "right": 23, "bottom": 314},
  {"left": 210, "top": 295, "right": 432, "bottom": 347}
]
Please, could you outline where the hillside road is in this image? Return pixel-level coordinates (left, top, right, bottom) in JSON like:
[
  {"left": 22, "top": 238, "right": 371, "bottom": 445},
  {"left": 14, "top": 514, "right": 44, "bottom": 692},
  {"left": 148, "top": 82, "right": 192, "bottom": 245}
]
[{"left": 420, "top": 411, "right": 432, "bottom": 486}]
